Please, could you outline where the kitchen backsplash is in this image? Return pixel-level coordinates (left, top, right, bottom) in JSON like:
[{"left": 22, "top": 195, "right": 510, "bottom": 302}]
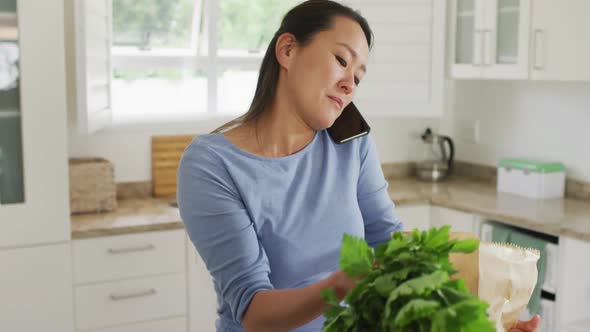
[{"left": 116, "top": 161, "right": 590, "bottom": 203}]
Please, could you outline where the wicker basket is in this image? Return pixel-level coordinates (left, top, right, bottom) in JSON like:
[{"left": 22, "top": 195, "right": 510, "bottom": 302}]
[{"left": 69, "top": 158, "right": 117, "bottom": 214}]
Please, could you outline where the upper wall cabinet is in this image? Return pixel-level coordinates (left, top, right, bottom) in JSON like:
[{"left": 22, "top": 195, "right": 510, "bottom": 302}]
[
  {"left": 449, "top": 0, "right": 531, "bottom": 79},
  {"left": 530, "top": 0, "right": 590, "bottom": 81}
]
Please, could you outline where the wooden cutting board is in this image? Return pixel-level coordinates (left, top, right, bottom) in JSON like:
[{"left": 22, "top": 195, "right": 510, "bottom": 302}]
[{"left": 151, "top": 135, "right": 195, "bottom": 197}]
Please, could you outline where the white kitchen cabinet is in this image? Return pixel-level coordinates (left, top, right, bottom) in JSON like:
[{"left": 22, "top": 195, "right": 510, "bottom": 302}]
[
  {"left": 395, "top": 204, "right": 431, "bottom": 231},
  {"left": 0, "top": 0, "right": 70, "bottom": 248},
  {"left": 0, "top": 244, "right": 74, "bottom": 332},
  {"left": 449, "top": 0, "right": 531, "bottom": 79},
  {"left": 529, "top": 0, "right": 590, "bottom": 81},
  {"left": 430, "top": 206, "right": 479, "bottom": 235},
  {"left": 555, "top": 236, "right": 590, "bottom": 330},
  {"left": 72, "top": 230, "right": 187, "bottom": 331},
  {"left": 187, "top": 236, "right": 218, "bottom": 332},
  {"left": 0, "top": 1, "right": 74, "bottom": 330}
]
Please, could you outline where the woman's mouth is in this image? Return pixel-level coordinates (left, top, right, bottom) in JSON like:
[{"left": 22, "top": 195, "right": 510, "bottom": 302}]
[{"left": 328, "top": 96, "right": 343, "bottom": 109}]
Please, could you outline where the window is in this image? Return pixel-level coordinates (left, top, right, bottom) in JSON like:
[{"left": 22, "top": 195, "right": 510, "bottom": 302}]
[{"left": 110, "top": 0, "right": 301, "bottom": 124}]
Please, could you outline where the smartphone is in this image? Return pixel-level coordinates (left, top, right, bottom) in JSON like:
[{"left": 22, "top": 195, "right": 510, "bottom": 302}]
[{"left": 327, "top": 101, "right": 371, "bottom": 144}]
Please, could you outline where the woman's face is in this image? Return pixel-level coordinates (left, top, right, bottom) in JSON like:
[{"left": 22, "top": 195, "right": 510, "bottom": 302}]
[{"left": 285, "top": 16, "right": 370, "bottom": 130}]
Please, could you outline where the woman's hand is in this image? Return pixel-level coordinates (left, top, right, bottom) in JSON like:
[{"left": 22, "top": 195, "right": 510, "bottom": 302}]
[
  {"left": 509, "top": 315, "right": 540, "bottom": 332},
  {"left": 328, "top": 270, "right": 361, "bottom": 300}
]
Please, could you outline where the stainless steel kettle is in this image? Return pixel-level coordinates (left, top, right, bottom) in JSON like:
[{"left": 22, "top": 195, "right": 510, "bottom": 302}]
[{"left": 416, "top": 128, "right": 455, "bottom": 182}]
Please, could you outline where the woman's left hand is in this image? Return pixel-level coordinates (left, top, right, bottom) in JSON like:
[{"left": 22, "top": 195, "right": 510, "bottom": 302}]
[{"left": 509, "top": 315, "right": 540, "bottom": 332}]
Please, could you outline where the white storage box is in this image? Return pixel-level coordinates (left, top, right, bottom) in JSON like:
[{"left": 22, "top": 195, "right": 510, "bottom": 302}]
[{"left": 497, "top": 158, "right": 566, "bottom": 199}]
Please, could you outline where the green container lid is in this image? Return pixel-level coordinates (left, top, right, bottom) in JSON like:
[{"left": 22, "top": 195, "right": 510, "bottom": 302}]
[{"left": 498, "top": 158, "right": 566, "bottom": 173}]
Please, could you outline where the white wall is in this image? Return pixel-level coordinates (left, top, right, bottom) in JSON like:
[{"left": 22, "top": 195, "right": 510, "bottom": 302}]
[{"left": 451, "top": 80, "right": 590, "bottom": 182}]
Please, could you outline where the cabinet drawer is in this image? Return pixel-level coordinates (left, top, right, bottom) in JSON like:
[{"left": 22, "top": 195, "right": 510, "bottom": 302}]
[
  {"left": 75, "top": 273, "right": 187, "bottom": 330},
  {"left": 395, "top": 205, "right": 431, "bottom": 231},
  {"left": 81, "top": 316, "right": 186, "bottom": 332},
  {"left": 73, "top": 230, "right": 185, "bottom": 284}
]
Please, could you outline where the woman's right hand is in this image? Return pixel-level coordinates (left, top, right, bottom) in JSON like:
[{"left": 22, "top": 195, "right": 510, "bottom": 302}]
[{"left": 328, "top": 270, "right": 362, "bottom": 300}]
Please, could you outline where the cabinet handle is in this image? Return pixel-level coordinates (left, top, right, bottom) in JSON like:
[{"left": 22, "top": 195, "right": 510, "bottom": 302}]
[
  {"left": 533, "top": 29, "right": 545, "bottom": 70},
  {"left": 107, "top": 244, "right": 155, "bottom": 254},
  {"left": 109, "top": 288, "right": 157, "bottom": 301}
]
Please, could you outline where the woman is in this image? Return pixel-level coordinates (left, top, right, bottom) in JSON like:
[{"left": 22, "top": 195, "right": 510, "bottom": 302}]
[{"left": 178, "top": 1, "right": 540, "bottom": 331}]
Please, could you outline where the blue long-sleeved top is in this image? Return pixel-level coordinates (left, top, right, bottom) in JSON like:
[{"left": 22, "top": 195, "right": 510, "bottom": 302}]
[{"left": 177, "top": 129, "right": 402, "bottom": 331}]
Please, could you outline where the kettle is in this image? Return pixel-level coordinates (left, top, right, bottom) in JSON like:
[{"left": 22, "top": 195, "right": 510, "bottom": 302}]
[{"left": 416, "top": 128, "right": 455, "bottom": 182}]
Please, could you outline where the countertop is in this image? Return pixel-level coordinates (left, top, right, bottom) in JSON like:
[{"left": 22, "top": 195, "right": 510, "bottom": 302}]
[{"left": 71, "top": 177, "right": 590, "bottom": 241}]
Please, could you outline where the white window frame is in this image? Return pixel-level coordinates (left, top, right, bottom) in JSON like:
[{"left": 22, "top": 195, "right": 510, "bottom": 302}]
[
  {"left": 76, "top": 0, "right": 445, "bottom": 134},
  {"left": 110, "top": 0, "right": 265, "bottom": 116}
]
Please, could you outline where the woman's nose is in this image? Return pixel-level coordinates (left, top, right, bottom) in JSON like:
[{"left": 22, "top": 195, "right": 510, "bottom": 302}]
[{"left": 339, "top": 77, "right": 354, "bottom": 95}]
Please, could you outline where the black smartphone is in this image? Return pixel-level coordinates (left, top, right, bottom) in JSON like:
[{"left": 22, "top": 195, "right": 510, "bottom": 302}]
[{"left": 327, "top": 101, "right": 371, "bottom": 144}]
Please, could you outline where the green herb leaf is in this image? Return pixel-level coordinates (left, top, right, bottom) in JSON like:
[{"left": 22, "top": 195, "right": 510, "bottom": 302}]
[
  {"left": 340, "top": 234, "right": 374, "bottom": 277},
  {"left": 389, "top": 271, "right": 449, "bottom": 301},
  {"left": 394, "top": 299, "right": 440, "bottom": 328},
  {"left": 373, "top": 273, "right": 397, "bottom": 297},
  {"left": 452, "top": 238, "right": 481, "bottom": 253},
  {"left": 425, "top": 225, "right": 451, "bottom": 248}
]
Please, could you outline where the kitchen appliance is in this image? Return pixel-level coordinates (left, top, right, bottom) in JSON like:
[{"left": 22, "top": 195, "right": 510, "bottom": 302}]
[{"left": 416, "top": 127, "right": 454, "bottom": 182}]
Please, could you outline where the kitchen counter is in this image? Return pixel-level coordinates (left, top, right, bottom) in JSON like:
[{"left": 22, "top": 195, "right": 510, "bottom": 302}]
[
  {"left": 71, "top": 177, "right": 590, "bottom": 241},
  {"left": 71, "top": 197, "right": 182, "bottom": 239},
  {"left": 388, "top": 177, "right": 590, "bottom": 241}
]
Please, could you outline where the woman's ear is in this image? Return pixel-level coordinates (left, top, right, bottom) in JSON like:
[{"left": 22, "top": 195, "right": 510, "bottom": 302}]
[{"left": 275, "top": 32, "right": 297, "bottom": 70}]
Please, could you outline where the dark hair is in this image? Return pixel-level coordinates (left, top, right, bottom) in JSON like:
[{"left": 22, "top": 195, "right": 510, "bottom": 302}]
[{"left": 212, "top": 0, "right": 373, "bottom": 133}]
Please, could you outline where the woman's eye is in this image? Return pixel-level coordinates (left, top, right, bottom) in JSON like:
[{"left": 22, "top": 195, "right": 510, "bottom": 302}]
[{"left": 336, "top": 55, "right": 347, "bottom": 67}]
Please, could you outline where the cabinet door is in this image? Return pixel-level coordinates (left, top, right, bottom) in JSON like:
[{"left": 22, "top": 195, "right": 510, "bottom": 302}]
[
  {"left": 395, "top": 204, "right": 431, "bottom": 231},
  {"left": 0, "top": 244, "right": 74, "bottom": 332},
  {"left": 430, "top": 206, "right": 477, "bottom": 234},
  {"left": 449, "top": 0, "right": 485, "bottom": 78},
  {"left": 481, "top": 0, "right": 531, "bottom": 79},
  {"left": 0, "top": 0, "right": 70, "bottom": 248},
  {"left": 556, "top": 237, "right": 590, "bottom": 328},
  {"left": 187, "top": 237, "right": 218, "bottom": 332},
  {"left": 530, "top": 0, "right": 590, "bottom": 81}
]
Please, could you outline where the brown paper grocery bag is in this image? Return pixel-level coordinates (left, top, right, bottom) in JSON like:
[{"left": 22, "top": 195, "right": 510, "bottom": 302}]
[
  {"left": 449, "top": 231, "right": 480, "bottom": 295},
  {"left": 448, "top": 232, "right": 540, "bottom": 332},
  {"left": 478, "top": 242, "right": 540, "bottom": 332}
]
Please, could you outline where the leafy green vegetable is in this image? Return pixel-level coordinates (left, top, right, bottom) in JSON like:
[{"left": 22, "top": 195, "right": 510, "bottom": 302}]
[
  {"left": 322, "top": 226, "right": 495, "bottom": 332},
  {"left": 340, "top": 234, "right": 374, "bottom": 277}
]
